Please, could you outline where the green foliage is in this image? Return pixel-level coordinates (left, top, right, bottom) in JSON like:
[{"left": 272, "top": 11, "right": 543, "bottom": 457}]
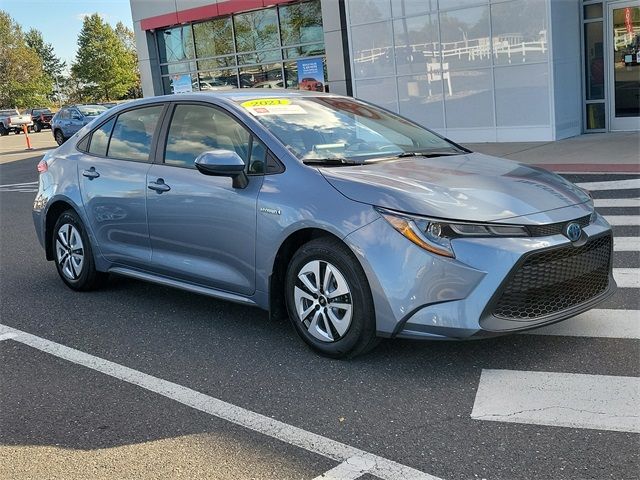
[
  {"left": 0, "top": 11, "right": 53, "bottom": 108},
  {"left": 71, "top": 13, "right": 140, "bottom": 102},
  {"left": 25, "top": 28, "right": 66, "bottom": 82}
]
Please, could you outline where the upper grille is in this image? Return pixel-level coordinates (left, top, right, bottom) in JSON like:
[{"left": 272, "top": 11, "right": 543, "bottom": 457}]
[
  {"left": 493, "top": 234, "right": 612, "bottom": 320},
  {"left": 526, "top": 215, "right": 591, "bottom": 237}
]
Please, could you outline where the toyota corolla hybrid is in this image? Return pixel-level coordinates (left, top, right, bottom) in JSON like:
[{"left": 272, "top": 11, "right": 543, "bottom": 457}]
[{"left": 32, "top": 91, "right": 615, "bottom": 357}]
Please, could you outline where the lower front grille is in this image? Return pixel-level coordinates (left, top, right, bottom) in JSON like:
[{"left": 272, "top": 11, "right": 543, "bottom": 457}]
[{"left": 493, "top": 234, "right": 612, "bottom": 320}]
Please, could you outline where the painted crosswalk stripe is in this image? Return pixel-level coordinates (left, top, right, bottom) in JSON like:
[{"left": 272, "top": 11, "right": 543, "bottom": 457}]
[
  {"left": 0, "top": 323, "right": 440, "bottom": 480},
  {"left": 576, "top": 178, "right": 640, "bottom": 191},
  {"left": 613, "top": 268, "right": 640, "bottom": 288},
  {"left": 615, "top": 237, "right": 640, "bottom": 252},
  {"left": 525, "top": 309, "right": 640, "bottom": 339},
  {"left": 471, "top": 369, "right": 640, "bottom": 433},
  {"left": 594, "top": 198, "right": 640, "bottom": 208},
  {"left": 604, "top": 215, "right": 639, "bottom": 226}
]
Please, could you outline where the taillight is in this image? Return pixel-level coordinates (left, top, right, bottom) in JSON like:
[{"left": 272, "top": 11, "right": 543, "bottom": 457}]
[{"left": 37, "top": 160, "right": 48, "bottom": 173}]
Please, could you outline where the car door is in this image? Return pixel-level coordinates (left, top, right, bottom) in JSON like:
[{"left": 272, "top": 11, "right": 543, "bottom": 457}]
[
  {"left": 77, "top": 104, "right": 166, "bottom": 267},
  {"left": 145, "top": 102, "right": 264, "bottom": 295},
  {"left": 67, "top": 108, "right": 86, "bottom": 136}
]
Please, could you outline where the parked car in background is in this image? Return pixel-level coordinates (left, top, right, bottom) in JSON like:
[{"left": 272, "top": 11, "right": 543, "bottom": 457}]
[
  {"left": 32, "top": 91, "right": 615, "bottom": 358},
  {"left": 0, "top": 109, "right": 33, "bottom": 135},
  {"left": 24, "top": 108, "right": 54, "bottom": 133},
  {"left": 51, "top": 104, "right": 108, "bottom": 145},
  {"left": 298, "top": 78, "right": 323, "bottom": 92}
]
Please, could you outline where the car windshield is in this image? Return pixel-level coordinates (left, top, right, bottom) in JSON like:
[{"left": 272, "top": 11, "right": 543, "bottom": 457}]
[
  {"left": 1, "top": 110, "right": 18, "bottom": 116},
  {"left": 77, "top": 105, "right": 108, "bottom": 116},
  {"left": 236, "top": 96, "right": 464, "bottom": 164},
  {"left": 35, "top": 109, "right": 52, "bottom": 114}
]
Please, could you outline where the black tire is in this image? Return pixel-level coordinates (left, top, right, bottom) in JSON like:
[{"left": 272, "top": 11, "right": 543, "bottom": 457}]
[
  {"left": 52, "top": 209, "right": 107, "bottom": 291},
  {"left": 0, "top": 124, "right": 7, "bottom": 136},
  {"left": 285, "top": 237, "right": 379, "bottom": 358},
  {"left": 33, "top": 122, "right": 41, "bottom": 133},
  {"left": 54, "top": 129, "right": 65, "bottom": 145}
]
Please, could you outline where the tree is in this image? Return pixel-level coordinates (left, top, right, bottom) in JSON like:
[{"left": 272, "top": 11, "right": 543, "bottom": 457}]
[
  {"left": 0, "top": 11, "right": 52, "bottom": 108},
  {"left": 71, "top": 13, "right": 138, "bottom": 102},
  {"left": 114, "top": 21, "right": 142, "bottom": 98},
  {"left": 25, "top": 28, "right": 66, "bottom": 82}
]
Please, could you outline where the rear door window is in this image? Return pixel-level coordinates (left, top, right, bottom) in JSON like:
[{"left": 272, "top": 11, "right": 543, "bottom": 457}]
[
  {"left": 107, "top": 106, "right": 163, "bottom": 162},
  {"left": 164, "top": 104, "right": 250, "bottom": 168}
]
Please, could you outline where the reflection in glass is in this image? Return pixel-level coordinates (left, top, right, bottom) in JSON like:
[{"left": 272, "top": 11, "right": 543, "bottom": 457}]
[
  {"left": 584, "top": 21, "right": 604, "bottom": 100},
  {"left": 439, "top": 7, "right": 491, "bottom": 70},
  {"left": 161, "top": 62, "right": 197, "bottom": 75},
  {"left": 491, "top": 0, "right": 548, "bottom": 65},
  {"left": 157, "top": 26, "right": 195, "bottom": 63},
  {"left": 108, "top": 106, "right": 163, "bottom": 162},
  {"left": 193, "top": 17, "right": 235, "bottom": 58},
  {"left": 494, "top": 64, "right": 549, "bottom": 126},
  {"left": 351, "top": 21, "right": 395, "bottom": 78},
  {"left": 284, "top": 61, "right": 299, "bottom": 88},
  {"left": 279, "top": 1, "right": 323, "bottom": 46},
  {"left": 199, "top": 69, "right": 239, "bottom": 90},
  {"left": 355, "top": 77, "right": 399, "bottom": 112},
  {"left": 89, "top": 118, "right": 116, "bottom": 157},
  {"left": 198, "top": 56, "right": 236, "bottom": 71},
  {"left": 238, "top": 49, "right": 282, "bottom": 66},
  {"left": 284, "top": 44, "right": 325, "bottom": 59},
  {"left": 239, "top": 63, "right": 283, "bottom": 88},
  {"left": 348, "top": 0, "right": 392, "bottom": 25},
  {"left": 393, "top": 14, "right": 439, "bottom": 75},
  {"left": 444, "top": 69, "right": 494, "bottom": 128},
  {"left": 586, "top": 103, "right": 606, "bottom": 130},
  {"left": 612, "top": 7, "right": 640, "bottom": 118},
  {"left": 397, "top": 74, "right": 444, "bottom": 128},
  {"left": 391, "top": 0, "right": 437, "bottom": 18},
  {"left": 234, "top": 8, "right": 279, "bottom": 53},
  {"left": 584, "top": 3, "right": 603, "bottom": 20}
]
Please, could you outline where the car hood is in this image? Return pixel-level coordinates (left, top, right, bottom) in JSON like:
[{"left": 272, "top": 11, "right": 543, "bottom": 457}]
[{"left": 319, "top": 153, "right": 591, "bottom": 222}]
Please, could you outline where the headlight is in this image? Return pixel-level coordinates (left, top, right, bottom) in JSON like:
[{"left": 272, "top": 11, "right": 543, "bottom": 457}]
[{"left": 376, "top": 207, "right": 529, "bottom": 258}]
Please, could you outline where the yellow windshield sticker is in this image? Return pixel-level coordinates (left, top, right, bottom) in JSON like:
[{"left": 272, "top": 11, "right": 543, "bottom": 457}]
[{"left": 241, "top": 98, "right": 291, "bottom": 108}]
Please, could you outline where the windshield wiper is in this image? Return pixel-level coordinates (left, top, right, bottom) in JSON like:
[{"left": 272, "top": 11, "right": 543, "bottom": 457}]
[
  {"left": 396, "top": 150, "right": 465, "bottom": 158},
  {"left": 302, "top": 158, "right": 361, "bottom": 166}
]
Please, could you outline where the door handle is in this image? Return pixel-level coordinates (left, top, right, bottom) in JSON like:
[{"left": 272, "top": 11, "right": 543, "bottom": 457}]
[
  {"left": 82, "top": 167, "right": 100, "bottom": 179},
  {"left": 148, "top": 178, "right": 171, "bottom": 193}
]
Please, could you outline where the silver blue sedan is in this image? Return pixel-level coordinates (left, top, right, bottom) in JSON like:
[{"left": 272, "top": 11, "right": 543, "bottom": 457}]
[{"left": 32, "top": 91, "right": 615, "bottom": 357}]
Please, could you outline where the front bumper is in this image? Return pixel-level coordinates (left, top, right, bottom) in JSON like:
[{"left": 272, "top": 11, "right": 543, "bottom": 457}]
[{"left": 344, "top": 212, "right": 615, "bottom": 340}]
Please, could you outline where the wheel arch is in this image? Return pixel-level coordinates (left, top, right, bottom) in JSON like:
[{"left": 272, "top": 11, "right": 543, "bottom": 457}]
[
  {"left": 44, "top": 200, "right": 82, "bottom": 261},
  {"left": 268, "top": 227, "right": 349, "bottom": 320}
]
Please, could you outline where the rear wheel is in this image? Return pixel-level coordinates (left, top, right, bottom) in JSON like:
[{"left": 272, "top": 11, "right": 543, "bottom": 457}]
[
  {"left": 54, "top": 129, "right": 65, "bottom": 145},
  {"left": 0, "top": 124, "right": 7, "bottom": 136},
  {"left": 33, "top": 122, "right": 41, "bottom": 133},
  {"left": 53, "top": 210, "right": 107, "bottom": 291},
  {"left": 285, "top": 237, "right": 379, "bottom": 358}
]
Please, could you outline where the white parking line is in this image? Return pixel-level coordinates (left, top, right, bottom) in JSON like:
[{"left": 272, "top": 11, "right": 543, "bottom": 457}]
[
  {"left": 525, "top": 309, "right": 640, "bottom": 339},
  {"left": 576, "top": 179, "right": 640, "bottom": 191},
  {"left": 313, "top": 456, "right": 377, "bottom": 480},
  {"left": 0, "top": 181, "right": 38, "bottom": 187},
  {"left": 615, "top": 237, "right": 640, "bottom": 252},
  {"left": 613, "top": 268, "right": 640, "bottom": 288},
  {"left": 0, "top": 323, "right": 440, "bottom": 480},
  {"left": 0, "top": 332, "right": 19, "bottom": 341},
  {"left": 595, "top": 198, "right": 640, "bottom": 208},
  {"left": 604, "top": 215, "right": 640, "bottom": 226},
  {"left": 471, "top": 369, "right": 640, "bottom": 433}
]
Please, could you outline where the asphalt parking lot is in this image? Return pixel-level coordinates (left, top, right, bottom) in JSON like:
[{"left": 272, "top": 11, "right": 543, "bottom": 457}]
[{"left": 0, "top": 139, "right": 638, "bottom": 479}]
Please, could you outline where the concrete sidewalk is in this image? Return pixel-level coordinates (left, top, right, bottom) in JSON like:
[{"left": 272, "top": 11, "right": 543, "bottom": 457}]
[{"left": 464, "top": 132, "right": 639, "bottom": 173}]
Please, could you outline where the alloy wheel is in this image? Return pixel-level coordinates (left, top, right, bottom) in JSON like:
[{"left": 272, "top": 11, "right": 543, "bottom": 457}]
[
  {"left": 55, "top": 224, "right": 84, "bottom": 280},
  {"left": 294, "top": 260, "right": 353, "bottom": 342}
]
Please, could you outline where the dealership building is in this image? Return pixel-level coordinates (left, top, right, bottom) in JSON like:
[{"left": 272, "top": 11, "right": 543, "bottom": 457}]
[{"left": 129, "top": 0, "right": 640, "bottom": 142}]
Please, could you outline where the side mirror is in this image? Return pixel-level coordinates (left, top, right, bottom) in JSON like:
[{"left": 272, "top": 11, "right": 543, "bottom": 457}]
[
  {"left": 194, "top": 149, "right": 248, "bottom": 189},
  {"left": 72, "top": 114, "right": 82, "bottom": 121}
]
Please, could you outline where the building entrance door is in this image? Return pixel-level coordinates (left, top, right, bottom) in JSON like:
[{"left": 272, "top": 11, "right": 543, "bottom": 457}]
[{"left": 608, "top": 1, "right": 640, "bottom": 131}]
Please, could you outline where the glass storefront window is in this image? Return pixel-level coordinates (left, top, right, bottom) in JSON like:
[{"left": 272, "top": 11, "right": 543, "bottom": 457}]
[
  {"left": 234, "top": 8, "right": 279, "bottom": 53},
  {"left": 584, "top": 21, "right": 605, "bottom": 100},
  {"left": 199, "top": 70, "right": 239, "bottom": 90},
  {"left": 238, "top": 49, "right": 282, "bottom": 66},
  {"left": 239, "top": 63, "right": 283, "bottom": 88},
  {"left": 198, "top": 56, "right": 236, "bottom": 70},
  {"left": 491, "top": 0, "right": 548, "bottom": 66},
  {"left": 283, "top": 43, "right": 325, "bottom": 59},
  {"left": 279, "top": 1, "right": 323, "bottom": 46},
  {"left": 193, "top": 17, "right": 235, "bottom": 58},
  {"left": 584, "top": 3, "right": 603, "bottom": 20},
  {"left": 393, "top": 14, "right": 439, "bottom": 75},
  {"left": 161, "top": 62, "right": 197, "bottom": 75},
  {"left": 439, "top": 6, "right": 491, "bottom": 70},
  {"left": 157, "top": 25, "right": 195, "bottom": 63}
]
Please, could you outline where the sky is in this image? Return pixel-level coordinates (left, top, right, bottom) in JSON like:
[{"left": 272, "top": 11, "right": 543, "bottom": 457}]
[{"left": 3, "top": 0, "right": 134, "bottom": 72}]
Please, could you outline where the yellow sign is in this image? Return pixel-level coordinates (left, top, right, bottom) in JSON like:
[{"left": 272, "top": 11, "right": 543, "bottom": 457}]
[{"left": 241, "top": 99, "right": 291, "bottom": 107}]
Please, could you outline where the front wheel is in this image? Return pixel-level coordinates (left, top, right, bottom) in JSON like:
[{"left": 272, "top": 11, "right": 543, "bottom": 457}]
[
  {"left": 53, "top": 210, "right": 107, "bottom": 291},
  {"left": 33, "top": 122, "right": 41, "bottom": 133},
  {"left": 285, "top": 237, "right": 379, "bottom": 358}
]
